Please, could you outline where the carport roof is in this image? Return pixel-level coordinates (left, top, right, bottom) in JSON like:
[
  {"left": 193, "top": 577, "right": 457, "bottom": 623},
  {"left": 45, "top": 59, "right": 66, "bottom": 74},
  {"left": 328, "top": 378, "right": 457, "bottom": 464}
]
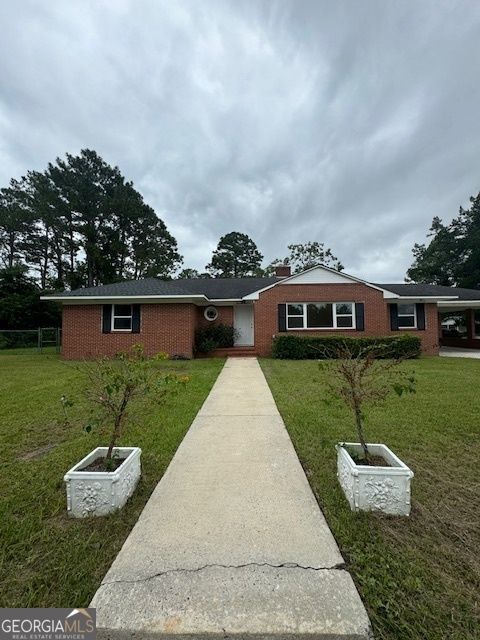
[{"left": 376, "top": 283, "right": 480, "bottom": 300}]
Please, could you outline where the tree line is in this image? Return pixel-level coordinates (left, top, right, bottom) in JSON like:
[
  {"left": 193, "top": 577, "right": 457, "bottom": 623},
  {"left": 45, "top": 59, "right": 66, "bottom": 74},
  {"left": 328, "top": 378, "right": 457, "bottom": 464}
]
[
  {"left": 0, "top": 149, "right": 343, "bottom": 290},
  {"left": 0, "top": 149, "right": 344, "bottom": 328},
  {"left": 0, "top": 149, "right": 182, "bottom": 290},
  {"left": 3, "top": 146, "right": 476, "bottom": 330},
  {"left": 179, "top": 233, "right": 343, "bottom": 279}
]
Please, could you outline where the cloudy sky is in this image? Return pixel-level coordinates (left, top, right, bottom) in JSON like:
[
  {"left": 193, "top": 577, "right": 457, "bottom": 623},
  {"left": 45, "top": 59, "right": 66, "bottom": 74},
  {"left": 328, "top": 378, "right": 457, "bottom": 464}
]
[{"left": 1, "top": 0, "right": 480, "bottom": 281}]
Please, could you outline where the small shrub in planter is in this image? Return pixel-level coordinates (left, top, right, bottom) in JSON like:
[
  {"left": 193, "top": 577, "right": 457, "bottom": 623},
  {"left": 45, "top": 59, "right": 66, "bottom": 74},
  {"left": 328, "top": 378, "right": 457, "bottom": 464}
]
[
  {"left": 195, "top": 323, "right": 239, "bottom": 353},
  {"left": 272, "top": 334, "right": 421, "bottom": 360},
  {"left": 64, "top": 345, "right": 189, "bottom": 517},
  {"left": 320, "top": 341, "right": 417, "bottom": 515}
]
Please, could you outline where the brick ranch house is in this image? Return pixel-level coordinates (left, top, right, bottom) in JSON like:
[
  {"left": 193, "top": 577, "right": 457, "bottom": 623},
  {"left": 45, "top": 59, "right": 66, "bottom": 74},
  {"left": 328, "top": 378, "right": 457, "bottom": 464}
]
[{"left": 42, "top": 265, "right": 480, "bottom": 359}]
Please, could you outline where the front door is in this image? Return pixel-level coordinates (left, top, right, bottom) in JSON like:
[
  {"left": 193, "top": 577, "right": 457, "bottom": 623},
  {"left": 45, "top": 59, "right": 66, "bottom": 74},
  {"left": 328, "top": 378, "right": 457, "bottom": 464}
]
[{"left": 234, "top": 305, "right": 254, "bottom": 346}]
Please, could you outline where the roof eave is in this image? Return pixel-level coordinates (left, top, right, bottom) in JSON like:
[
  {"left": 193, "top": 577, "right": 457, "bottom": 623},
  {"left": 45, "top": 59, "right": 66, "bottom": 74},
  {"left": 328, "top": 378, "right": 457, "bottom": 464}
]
[
  {"left": 395, "top": 295, "right": 459, "bottom": 301},
  {"left": 438, "top": 299, "right": 480, "bottom": 308},
  {"left": 208, "top": 298, "right": 242, "bottom": 303},
  {"left": 41, "top": 294, "right": 210, "bottom": 303}
]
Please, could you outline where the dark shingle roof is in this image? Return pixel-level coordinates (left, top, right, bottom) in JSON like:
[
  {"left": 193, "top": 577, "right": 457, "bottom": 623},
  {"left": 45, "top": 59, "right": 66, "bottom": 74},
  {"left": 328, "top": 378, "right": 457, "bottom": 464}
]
[
  {"left": 376, "top": 283, "right": 480, "bottom": 300},
  {"left": 51, "top": 277, "right": 279, "bottom": 300},
  {"left": 48, "top": 277, "right": 480, "bottom": 302}
]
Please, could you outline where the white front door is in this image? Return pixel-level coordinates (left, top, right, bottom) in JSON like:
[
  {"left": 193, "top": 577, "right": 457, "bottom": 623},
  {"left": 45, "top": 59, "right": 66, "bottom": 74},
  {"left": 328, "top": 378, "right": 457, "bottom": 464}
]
[{"left": 234, "top": 305, "right": 254, "bottom": 346}]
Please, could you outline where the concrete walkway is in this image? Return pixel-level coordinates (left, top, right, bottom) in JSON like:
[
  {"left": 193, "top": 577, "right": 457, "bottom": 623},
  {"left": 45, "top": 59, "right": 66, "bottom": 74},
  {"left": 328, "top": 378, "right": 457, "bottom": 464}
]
[
  {"left": 91, "top": 358, "right": 371, "bottom": 639},
  {"left": 440, "top": 346, "right": 480, "bottom": 359}
]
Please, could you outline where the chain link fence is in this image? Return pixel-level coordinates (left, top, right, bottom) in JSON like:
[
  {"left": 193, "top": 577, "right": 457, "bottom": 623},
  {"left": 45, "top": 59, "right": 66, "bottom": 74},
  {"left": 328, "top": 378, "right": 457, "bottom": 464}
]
[{"left": 0, "top": 328, "right": 61, "bottom": 353}]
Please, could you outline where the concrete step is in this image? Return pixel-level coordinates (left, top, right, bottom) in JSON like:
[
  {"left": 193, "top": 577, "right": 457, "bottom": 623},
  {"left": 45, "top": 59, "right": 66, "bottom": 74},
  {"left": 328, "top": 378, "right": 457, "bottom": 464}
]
[{"left": 199, "top": 347, "right": 258, "bottom": 358}]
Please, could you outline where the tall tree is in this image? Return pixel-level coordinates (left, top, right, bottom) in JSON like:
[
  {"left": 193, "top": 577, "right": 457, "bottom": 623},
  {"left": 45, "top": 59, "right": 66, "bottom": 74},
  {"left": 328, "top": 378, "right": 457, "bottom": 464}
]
[
  {"left": 0, "top": 178, "right": 31, "bottom": 269},
  {"left": 21, "top": 170, "right": 74, "bottom": 290},
  {"left": 406, "top": 217, "right": 458, "bottom": 286},
  {"left": 47, "top": 149, "right": 130, "bottom": 287},
  {"left": 406, "top": 191, "right": 480, "bottom": 288},
  {"left": 206, "top": 231, "right": 263, "bottom": 277},
  {"left": 178, "top": 268, "right": 200, "bottom": 278},
  {"left": 47, "top": 151, "right": 183, "bottom": 285},
  {"left": 178, "top": 268, "right": 211, "bottom": 279},
  {"left": 130, "top": 209, "right": 183, "bottom": 279},
  {"left": 267, "top": 241, "right": 344, "bottom": 274},
  {"left": 453, "top": 192, "right": 480, "bottom": 288}
]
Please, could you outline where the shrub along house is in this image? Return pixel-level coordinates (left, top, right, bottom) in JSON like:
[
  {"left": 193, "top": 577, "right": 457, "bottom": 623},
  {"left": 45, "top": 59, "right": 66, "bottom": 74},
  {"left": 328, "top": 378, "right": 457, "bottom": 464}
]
[{"left": 41, "top": 265, "right": 480, "bottom": 359}]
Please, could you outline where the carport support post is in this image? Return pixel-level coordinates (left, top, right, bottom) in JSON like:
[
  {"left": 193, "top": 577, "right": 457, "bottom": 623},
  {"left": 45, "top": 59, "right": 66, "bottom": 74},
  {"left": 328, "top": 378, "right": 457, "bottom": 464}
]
[{"left": 466, "top": 309, "right": 475, "bottom": 342}]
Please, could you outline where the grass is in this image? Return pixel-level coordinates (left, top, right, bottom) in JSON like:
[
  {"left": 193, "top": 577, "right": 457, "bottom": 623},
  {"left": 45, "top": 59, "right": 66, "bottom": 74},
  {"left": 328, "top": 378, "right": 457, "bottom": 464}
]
[
  {"left": 0, "top": 346, "right": 58, "bottom": 356},
  {"left": 0, "top": 351, "right": 224, "bottom": 607},
  {"left": 260, "top": 357, "right": 480, "bottom": 640}
]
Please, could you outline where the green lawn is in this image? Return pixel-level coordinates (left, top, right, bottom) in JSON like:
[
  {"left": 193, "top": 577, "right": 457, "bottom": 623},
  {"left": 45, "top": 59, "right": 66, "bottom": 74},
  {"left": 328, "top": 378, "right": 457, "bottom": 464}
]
[
  {"left": 260, "top": 357, "right": 480, "bottom": 640},
  {"left": 0, "top": 352, "right": 223, "bottom": 607}
]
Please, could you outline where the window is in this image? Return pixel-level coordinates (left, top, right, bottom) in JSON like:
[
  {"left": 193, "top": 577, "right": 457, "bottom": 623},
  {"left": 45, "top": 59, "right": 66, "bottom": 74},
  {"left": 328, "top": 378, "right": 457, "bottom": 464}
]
[
  {"left": 286, "top": 302, "right": 355, "bottom": 330},
  {"left": 204, "top": 306, "right": 218, "bottom": 322},
  {"left": 112, "top": 304, "right": 133, "bottom": 331},
  {"left": 286, "top": 303, "right": 304, "bottom": 328},
  {"left": 307, "top": 303, "right": 333, "bottom": 328},
  {"left": 335, "top": 302, "right": 354, "bottom": 328},
  {"left": 397, "top": 304, "right": 416, "bottom": 329}
]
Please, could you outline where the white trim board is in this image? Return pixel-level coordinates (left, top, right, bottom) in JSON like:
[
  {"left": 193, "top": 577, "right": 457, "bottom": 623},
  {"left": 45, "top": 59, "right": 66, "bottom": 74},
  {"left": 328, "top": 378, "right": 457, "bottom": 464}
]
[{"left": 438, "top": 300, "right": 480, "bottom": 309}]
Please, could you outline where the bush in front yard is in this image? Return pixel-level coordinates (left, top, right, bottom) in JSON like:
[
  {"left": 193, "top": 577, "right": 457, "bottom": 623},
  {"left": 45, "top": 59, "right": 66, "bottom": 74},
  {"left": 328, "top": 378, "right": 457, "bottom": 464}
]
[
  {"left": 271, "top": 334, "right": 422, "bottom": 359},
  {"left": 195, "top": 324, "right": 238, "bottom": 353}
]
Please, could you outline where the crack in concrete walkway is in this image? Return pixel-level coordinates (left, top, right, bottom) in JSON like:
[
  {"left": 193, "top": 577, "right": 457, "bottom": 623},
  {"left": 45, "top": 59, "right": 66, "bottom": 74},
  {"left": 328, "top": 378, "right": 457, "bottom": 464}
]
[
  {"left": 98, "top": 561, "right": 348, "bottom": 588},
  {"left": 91, "top": 358, "right": 372, "bottom": 639}
]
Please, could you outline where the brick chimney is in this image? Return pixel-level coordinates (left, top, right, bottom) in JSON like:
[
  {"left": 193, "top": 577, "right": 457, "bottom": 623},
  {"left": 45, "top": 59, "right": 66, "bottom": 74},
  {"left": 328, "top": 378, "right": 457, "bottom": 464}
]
[{"left": 275, "top": 265, "right": 291, "bottom": 278}]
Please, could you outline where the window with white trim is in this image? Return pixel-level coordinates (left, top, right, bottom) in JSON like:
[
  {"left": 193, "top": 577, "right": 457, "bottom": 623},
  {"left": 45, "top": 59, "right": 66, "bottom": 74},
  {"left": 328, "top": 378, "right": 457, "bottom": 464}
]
[
  {"left": 286, "top": 302, "right": 355, "bottom": 330},
  {"left": 111, "top": 304, "right": 133, "bottom": 331},
  {"left": 397, "top": 303, "right": 416, "bottom": 329}
]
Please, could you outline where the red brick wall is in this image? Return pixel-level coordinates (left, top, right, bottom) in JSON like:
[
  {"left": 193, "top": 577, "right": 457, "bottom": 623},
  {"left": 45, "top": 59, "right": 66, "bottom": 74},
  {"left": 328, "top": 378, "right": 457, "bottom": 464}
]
[
  {"left": 422, "top": 303, "right": 441, "bottom": 354},
  {"left": 253, "top": 283, "right": 439, "bottom": 356},
  {"left": 61, "top": 292, "right": 439, "bottom": 360},
  {"left": 62, "top": 303, "right": 197, "bottom": 360}
]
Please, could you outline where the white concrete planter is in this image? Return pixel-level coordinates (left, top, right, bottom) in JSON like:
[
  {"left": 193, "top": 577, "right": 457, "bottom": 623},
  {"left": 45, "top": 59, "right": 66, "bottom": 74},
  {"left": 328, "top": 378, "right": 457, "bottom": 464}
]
[
  {"left": 64, "top": 446, "right": 141, "bottom": 518},
  {"left": 336, "top": 442, "right": 414, "bottom": 516}
]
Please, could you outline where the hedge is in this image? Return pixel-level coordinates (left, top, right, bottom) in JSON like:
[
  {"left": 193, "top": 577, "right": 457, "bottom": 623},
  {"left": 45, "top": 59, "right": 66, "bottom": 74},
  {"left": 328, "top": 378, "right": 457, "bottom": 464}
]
[
  {"left": 271, "top": 334, "right": 422, "bottom": 360},
  {"left": 195, "top": 323, "right": 238, "bottom": 353}
]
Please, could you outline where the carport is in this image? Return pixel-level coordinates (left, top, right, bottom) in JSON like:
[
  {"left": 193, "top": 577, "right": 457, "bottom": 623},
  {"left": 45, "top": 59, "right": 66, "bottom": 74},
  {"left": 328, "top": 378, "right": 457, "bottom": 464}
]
[{"left": 438, "top": 300, "right": 480, "bottom": 349}]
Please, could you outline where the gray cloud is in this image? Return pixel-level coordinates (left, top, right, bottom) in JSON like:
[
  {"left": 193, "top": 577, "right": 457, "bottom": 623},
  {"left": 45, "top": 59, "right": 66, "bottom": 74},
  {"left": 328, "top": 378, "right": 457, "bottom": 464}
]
[{"left": 1, "top": 0, "right": 480, "bottom": 280}]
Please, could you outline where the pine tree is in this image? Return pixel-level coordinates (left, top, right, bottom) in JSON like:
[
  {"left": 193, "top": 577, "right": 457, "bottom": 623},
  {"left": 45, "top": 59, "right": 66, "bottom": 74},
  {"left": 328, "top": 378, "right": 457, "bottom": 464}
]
[{"left": 206, "top": 231, "right": 263, "bottom": 277}]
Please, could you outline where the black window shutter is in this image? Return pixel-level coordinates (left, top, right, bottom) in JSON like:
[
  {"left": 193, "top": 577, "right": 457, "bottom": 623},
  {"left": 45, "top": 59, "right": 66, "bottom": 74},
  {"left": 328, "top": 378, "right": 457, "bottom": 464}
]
[
  {"left": 102, "top": 304, "right": 112, "bottom": 333},
  {"left": 278, "top": 304, "right": 287, "bottom": 332},
  {"left": 389, "top": 304, "right": 399, "bottom": 331},
  {"left": 416, "top": 303, "right": 426, "bottom": 330},
  {"left": 132, "top": 304, "right": 141, "bottom": 333},
  {"left": 355, "top": 303, "right": 365, "bottom": 331}
]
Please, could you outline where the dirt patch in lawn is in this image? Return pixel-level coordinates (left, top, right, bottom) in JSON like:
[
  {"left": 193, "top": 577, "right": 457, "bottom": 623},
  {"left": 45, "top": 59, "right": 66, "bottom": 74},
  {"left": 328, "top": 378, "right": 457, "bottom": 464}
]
[{"left": 18, "top": 443, "right": 57, "bottom": 461}]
